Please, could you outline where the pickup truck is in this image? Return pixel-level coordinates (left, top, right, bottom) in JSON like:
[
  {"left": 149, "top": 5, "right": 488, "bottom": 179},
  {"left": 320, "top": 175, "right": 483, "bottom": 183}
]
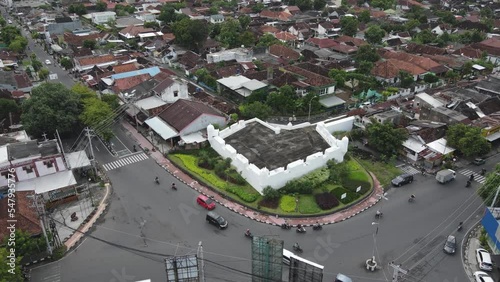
[{"left": 436, "top": 169, "right": 456, "bottom": 184}]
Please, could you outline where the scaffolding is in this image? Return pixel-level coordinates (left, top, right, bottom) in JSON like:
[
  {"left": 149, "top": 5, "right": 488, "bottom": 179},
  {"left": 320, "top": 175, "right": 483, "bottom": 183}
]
[
  {"left": 251, "top": 236, "right": 284, "bottom": 282},
  {"left": 165, "top": 255, "right": 199, "bottom": 282}
]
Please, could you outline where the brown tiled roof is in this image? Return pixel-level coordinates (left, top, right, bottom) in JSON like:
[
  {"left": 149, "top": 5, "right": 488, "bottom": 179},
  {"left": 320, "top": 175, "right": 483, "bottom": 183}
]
[
  {"left": 380, "top": 50, "right": 443, "bottom": 72},
  {"left": 0, "top": 191, "right": 42, "bottom": 242},
  {"left": 306, "top": 37, "right": 338, "bottom": 48},
  {"left": 119, "top": 26, "right": 154, "bottom": 37},
  {"left": 422, "top": 54, "right": 465, "bottom": 69},
  {"left": 283, "top": 65, "right": 334, "bottom": 87},
  {"left": 370, "top": 10, "right": 387, "bottom": 18},
  {"left": 112, "top": 63, "right": 137, "bottom": 74},
  {"left": 269, "top": 72, "right": 298, "bottom": 88},
  {"left": 331, "top": 44, "right": 358, "bottom": 54},
  {"left": 64, "top": 32, "right": 106, "bottom": 47},
  {"left": 261, "top": 25, "right": 280, "bottom": 34},
  {"left": 14, "top": 73, "right": 32, "bottom": 89},
  {"left": 216, "top": 65, "right": 244, "bottom": 78},
  {"left": 269, "top": 44, "right": 300, "bottom": 61},
  {"left": 77, "top": 54, "right": 115, "bottom": 67},
  {"left": 152, "top": 77, "right": 175, "bottom": 93},
  {"left": 158, "top": 99, "right": 223, "bottom": 132},
  {"left": 114, "top": 74, "right": 152, "bottom": 92},
  {"left": 274, "top": 31, "right": 297, "bottom": 41},
  {"left": 260, "top": 10, "right": 292, "bottom": 21},
  {"left": 371, "top": 59, "right": 427, "bottom": 78},
  {"left": 334, "top": 35, "right": 368, "bottom": 47},
  {"left": 245, "top": 68, "right": 283, "bottom": 81},
  {"left": 179, "top": 51, "right": 201, "bottom": 70},
  {"left": 452, "top": 46, "right": 483, "bottom": 59},
  {"left": 405, "top": 43, "right": 447, "bottom": 56},
  {"left": 319, "top": 22, "right": 334, "bottom": 29},
  {"left": 478, "top": 38, "right": 500, "bottom": 49}
]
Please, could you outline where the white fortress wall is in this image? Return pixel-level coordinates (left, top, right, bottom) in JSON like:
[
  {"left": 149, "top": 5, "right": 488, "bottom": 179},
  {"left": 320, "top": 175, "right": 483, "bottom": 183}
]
[
  {"left": 207, "top": 120, "right": 349, "bottom": 194},
  {"left": 323, "top": 116, "right": 355, "bottom": 133}
]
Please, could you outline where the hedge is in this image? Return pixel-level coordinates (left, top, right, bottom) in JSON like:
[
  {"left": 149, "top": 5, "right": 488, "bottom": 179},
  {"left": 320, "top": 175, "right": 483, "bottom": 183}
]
[
  {"left": 331, "top": 187, "right": 360, "bottom": 205},
  {"left": 280, "top": 195, "right": 297, "bottom": 212},
  {"left": 314, "top": 192, "right": 339, "bottom": 210},
  {"left": 174, "top": 154, "right": 258, "bottom": 203},
  {"left": 342, "top": 178, "right": 371, "bottom": 195}
]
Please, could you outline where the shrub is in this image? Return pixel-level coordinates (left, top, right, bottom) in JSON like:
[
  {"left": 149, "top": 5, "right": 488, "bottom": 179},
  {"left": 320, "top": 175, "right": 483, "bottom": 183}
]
[
  {"left": 331, "top": 187, "right": 360, "bottom": 204},
  {"left": 342, "top": 178, "right": 371, "bottom": 194},
  {"left": 225, "top": 185, "right": 258, "bottom": 203},
  {"left": 51, "top": 245, "right": 67, "bottom": 261},
  {"left": 280, "top": 195, "right": 297, "bottom": 212},
  {"left": 315, "top": 192, "right": 339, "bottom": 210},
  {"left": 258, "top": 197, "right": 280, "bottom": 209},
  {"left": 263, "top": 186, "right": 281, "bottom": 200},
  {"left": 280, "top": 179, "right": 314, "bottom": 194},
  {"left": 226, "top": 168, "right": 246, "bottom": 185}
]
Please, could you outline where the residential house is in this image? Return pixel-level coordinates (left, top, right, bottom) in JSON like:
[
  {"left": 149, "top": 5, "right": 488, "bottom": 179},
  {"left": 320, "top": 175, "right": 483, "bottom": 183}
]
[
  {"left": 88, "top": 11, "right": 116, "bottom": 24},
  {"left": 0, "top": 191, "right": 42, "bottom": 242},
  {"left": 217, "top": 75, "right": 268, "bottom": 101},
  {"left": 305, "top": 37, "right": 338, "bottom": 49},
  {"left": 274, "top": 32, "right": 298, "bottom": 45},
  {"left": 379, "top": 50, "right": 448, "bottom": 75},
  {"left": 414, "top": 93, "right": 468, "bottom": 123},
  {"left": 119, "top": 26, "right": 155, "bottom": 40},
  {"left": 402, "top": 120, "right": 447, "bottom": 162},
  {"left": 0, "top": 70, "right": 33, "bottom": 93},
  {"left": 284, "top": 6, "right": 301, "bottom": 15},
  {"left": 46, "top": 17, "right": 82, "bottom": 35},
  {"left": 259, "top": 10, "right": 293, "bottom": 21},
  {"left": 146, "top": 99, "right": 227, "bottom": 148},
  {"left": 288, "top": 22, "right": 311, "bottom": 41},
  {"left": 317, "top": 22, "right": 337, "bottom": 38},
  {"left": 269, "top": 44, "right": 301, "bottom": 62},
  {"left": 282, "top": 64, "right": 336, "bottom": 96},
  {"left": 152, "top": 76, "right": 189, "bottom": 103},
  {"left": 475, "top": 76, "right": 500, "bottom": 96},
  {"left": 178, "top": 51, "right": 202, "bottom": 72},
  {"left": 210, "top": 14, "right": 224, "bottom": 24},
  {"left": 206, "top": 48, "right": 252, "bottom": 64},
  {"left": 371, "top": 59, "right": 427, "bottom": 84},
  {"left": 102, "top": 66, "right": 162, "bottom": 93},
  {"left": 73, "top": 54, "right": 118, "bottom": 73},
  {"left": 334, "top": 35, "right": 367, "bottom": 47},
  {"left": 471, "top": 38, "right": 500, "bottom": 65}
]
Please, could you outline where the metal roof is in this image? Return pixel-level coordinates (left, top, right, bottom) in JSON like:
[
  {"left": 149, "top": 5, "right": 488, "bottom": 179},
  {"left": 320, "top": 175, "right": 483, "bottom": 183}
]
[{"left": 145, "top": 117, "right": 178, "bottom": 140}]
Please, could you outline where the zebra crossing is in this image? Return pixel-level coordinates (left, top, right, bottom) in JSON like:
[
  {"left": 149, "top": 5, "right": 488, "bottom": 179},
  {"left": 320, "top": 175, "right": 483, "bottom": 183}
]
[
  {"left": 458, "top": 169, "right": 486, "bottom": 184},
  {"left": 103, "top": 153, "right": 149, "bottom": 171},
  {"left": 398, "top": 165, "right": 421, "bottom": 175}
]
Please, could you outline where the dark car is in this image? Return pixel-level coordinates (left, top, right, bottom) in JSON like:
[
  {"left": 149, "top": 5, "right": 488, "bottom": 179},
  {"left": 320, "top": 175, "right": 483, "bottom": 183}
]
[
  {"left": 391, "top": 174, "right": 414, "bottom": 187},
  {"left": 473, "top": 158, "right": 486, "bottom": 165},
  {"left": 206, "top": 211, "right": 228, "bottom": 229},
  {"left": 443, "top": 235, "right": 456, "bottom": 254}
]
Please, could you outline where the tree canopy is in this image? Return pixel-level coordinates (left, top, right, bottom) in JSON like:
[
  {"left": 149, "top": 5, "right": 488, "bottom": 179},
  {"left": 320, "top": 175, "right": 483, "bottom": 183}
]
[
  {"left": 0, "top": 247, "right": 23, "bottom": 282},
  {"left": 172, "top": 18, "right": 209, "bottom": 51},
  {"left": 446, "top": 124, "right": 491, "bottom": 157},
  {"left": 478, "top": 164, "right": 500, "bottom": 206},
  {"left": 364, "top": 25, "right": 385, "bottom": 45},
  {"left": 0, "top": 98, "right": 19, "bottom": 123},
  {"left": 239, "top": 102, "right": 273, "bottom": 120},
  {"left": 365, "top": 120, "right": 408, "bottom": 158},
  {"left": 340, "top": 16, "right": 359, "bottom": 37},
  {"left": 21, "top": 83, "right": 82, "bottom": 137}
]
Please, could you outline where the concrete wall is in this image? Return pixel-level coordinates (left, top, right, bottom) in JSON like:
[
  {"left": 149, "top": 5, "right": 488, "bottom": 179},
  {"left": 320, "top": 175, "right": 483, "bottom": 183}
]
[
  {"left": 180, "top": 114, "right": 227, "bottom": 136},
  {"left": 207, "top": 118, "right": 350, "bottom": 193}
]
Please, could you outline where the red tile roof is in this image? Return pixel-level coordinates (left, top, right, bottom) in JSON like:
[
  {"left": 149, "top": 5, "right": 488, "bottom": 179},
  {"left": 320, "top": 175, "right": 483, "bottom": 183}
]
[
  {"left": 269, "top": 44, "right": 301, "bottom": 61},
  {"left": 306, "top": 37, "right": 338, "bottom": 49},
  {"left": 330, "top": 44, "right": 358, "bottom": 54},
  {"left": 283, "top": 65, "right": 334, "bottom": 87},
  {"left": 112, "top": 63, "right": 138, "bottom": 74},
  {"left": 380, "top": 50, "right": 443, "bottom": 72},
  {"left": 261, "top": 25, "right": 280, "bottom": 34},
  {"left": 0, "top": 191, "right": 42, "bottom": 242},
  {"left": 274, "top": 31, "right": 297, "bottom": 41},
  {"left": 260, "top": 10, "right": 292, "bottom": 21},
  {"left": 119, "top": 26, "right": 154, "bottom": 37},
  {"left": 158, "top": 99, "right": 224, "bottom": 132},
  {"left": 371, "top": 59, "right": 427, "bottom": 78},
  {"left": 334, "top": 35, "right": 367, "bottom": 47},
  {"left": 76, "top": 54, "right": 116, "bottom": 67},
  {"left": 113, "top": 74, "right": 152, "bottom": 92}
]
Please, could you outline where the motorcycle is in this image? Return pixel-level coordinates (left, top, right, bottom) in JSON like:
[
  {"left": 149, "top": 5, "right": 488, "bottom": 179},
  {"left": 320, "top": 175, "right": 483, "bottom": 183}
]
[
  {"left": 313, "top": 224, "right": 322, "bottom": 230},
  {"left": 466, "top": 181, "right": 471, "bottom": 188},
  {"left": 171, "top": 183, "right": 177, "bottom": 190},
  {"left": 281, "top": 223, "right": 292, "bottom": 230},
  {"left": 133, "top": 145, "right": 137, "bottom": 152},
  {"left": 457, "top": 224, "right": 463, "bottom": 232},
  {"left": 155, "top": 178, "right": 160, "bottom": 185},
  {"left": 245, "top": 232, "right": 253, "bottom": 239},
  {"left": 375, "top": 212, "right": 383, "bottom": 219},
  {"left": 296, "top": 227, "right": 306, "bottom": 233},
  {"left": 293, "top": 245, "right": 303, "bottom": 253},
  {"left": 481, "top": 169, "right": 486, "bottom": 176},
  {"left": 408, "top": 197, "right": 415, "bottom": 203}
]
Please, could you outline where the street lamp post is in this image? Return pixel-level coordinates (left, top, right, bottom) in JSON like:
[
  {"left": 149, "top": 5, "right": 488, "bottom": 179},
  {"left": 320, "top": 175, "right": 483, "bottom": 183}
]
[{"left": 308, "top": 96, "right": 319, "bottom": 122}]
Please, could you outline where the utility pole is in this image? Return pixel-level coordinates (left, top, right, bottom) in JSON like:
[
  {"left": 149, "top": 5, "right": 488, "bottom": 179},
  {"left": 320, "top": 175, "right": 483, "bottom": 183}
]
[
  {"left": 85, "top": 127, "right": 98, "bottom": 177},
  {"left": 198, "top": 241, "right": 205, "bottom": 282},
  {"left": 32, "top": 194, "right": 53, "bottom": 255},
  {"left": 389, "top": 262, "right": 407, "bottom": 282}
]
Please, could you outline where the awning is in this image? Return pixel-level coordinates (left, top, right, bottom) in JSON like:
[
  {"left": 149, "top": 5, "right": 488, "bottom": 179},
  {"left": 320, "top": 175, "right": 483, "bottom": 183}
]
[
  {"left": 180, "top": 132, "right": 206, "bottom": 144},
  {"left": 145, "top": 117, "right": 178, "bottom": 140},
  {"left": 486, "top": 131, "right": 500, "bottom": 142},
  {"left": 16, "top": 170, "right": 77, "bottom": 194},
  {"left": 51, "top": 44, "right": 63, "bottom": 52},
  {"left": 66, "top": 150, "right": 91, "bottom": 169}
]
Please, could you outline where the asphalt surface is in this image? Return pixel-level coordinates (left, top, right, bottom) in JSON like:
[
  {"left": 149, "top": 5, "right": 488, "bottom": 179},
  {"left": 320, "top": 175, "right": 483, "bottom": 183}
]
[{"left": 29, "top": 136, "right": 497, "bottom": 282}]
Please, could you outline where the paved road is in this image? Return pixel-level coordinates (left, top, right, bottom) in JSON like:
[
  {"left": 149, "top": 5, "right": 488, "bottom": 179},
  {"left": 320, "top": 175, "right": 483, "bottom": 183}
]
[{"left": 30, "top": 146, "right": 497, "bottom": 282}]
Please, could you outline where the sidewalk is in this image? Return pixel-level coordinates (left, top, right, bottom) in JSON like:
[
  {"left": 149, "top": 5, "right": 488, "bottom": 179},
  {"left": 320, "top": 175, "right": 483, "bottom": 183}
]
[{"left": 122, "top": 121, "right": 384, "bottom": 226}]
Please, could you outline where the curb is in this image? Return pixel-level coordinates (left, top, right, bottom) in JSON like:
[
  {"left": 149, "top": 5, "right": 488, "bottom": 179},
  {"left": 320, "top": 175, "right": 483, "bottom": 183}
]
[{"left": 154, "top": 160, "right": 383, "bottom": 226}]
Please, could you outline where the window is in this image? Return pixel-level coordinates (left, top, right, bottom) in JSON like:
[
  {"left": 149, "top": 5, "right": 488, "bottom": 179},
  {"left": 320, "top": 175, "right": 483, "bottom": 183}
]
[
  {"left": 44, "top": 160, "right": 54, "bottom": 168},
  {"left": 23, "top": 166, "right": 33, "bottom": 173},
  {"left": 318, "top": 88, "right": 327, "bottom": 95},
  {"left": 173, "top": 91, "right": 179, "bottom": 97}
]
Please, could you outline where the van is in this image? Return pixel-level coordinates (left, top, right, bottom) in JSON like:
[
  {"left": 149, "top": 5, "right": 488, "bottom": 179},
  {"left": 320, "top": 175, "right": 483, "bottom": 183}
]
[
  {"left": 205, "top": 211, "right": 227, "bottom": 229},
  {"left": 283, "top": 249, "right": 293, "bottom": 265}
]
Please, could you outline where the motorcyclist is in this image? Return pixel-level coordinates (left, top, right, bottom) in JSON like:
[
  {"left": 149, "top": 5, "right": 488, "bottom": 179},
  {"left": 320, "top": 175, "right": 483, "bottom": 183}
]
[
  {"left": 171, "top": 183, "right": 176, "bottom": 189},
  {"left": 466, "top": 180, "right": 471, "bottom": 187},
  {"left": 155, "top": 176, "right": 159, "bottom": 183},
  {"left": 293, "top": 242, "right": 300, "bottom": 250},
  {"left": 133, "top": 145, "right": 137, "bottom": 152},
  {"left": 297, "top": 224, "right": 304, "bottom": 232},
  {"left": 470, "top": 174, "right": 475, "bottom": 181},
  {"left": 376, "top": 210, "right": 382, "bottom": 216},
  {"left": 481, "top": 168, "right": 486, "bottom": 175},
  {"left": 410, "top": 194, "right": 415, "bottom": 199},
  {"left": 245, "top": 229, "right": 251, "bottom": 236},
  {"left": 314, "top": 221, "right": 321, "bottom": 228}
]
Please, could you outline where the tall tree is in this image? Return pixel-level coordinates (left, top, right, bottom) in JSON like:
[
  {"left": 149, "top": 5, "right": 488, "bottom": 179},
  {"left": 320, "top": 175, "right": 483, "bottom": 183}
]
[
  {"left": 313, "top": 0, "right": 327, "bottom": 10},
  {"left": 172, "top": 18, "right": 209, "bottom": 51},
  {"left": 365, "top": 120, "right": 408, "bottom": 158},
  {"left": 364, "top": 25, "right": 385, "bottom": 45},
  {"left": 239, "top": 102, "right": 272, "bottom": 120},
  {"left": 354, "top": 45, "right": 380, "bottom": 63},
  {"left": 478, "top": 164, "right": 500, "bottom": 206},
  {"left": 340, "top": 16, "right": 359, "bottom": 37},
  {"left": 0, "top": 98, "right": 19, "bottom": 123},
  {"left": 358, "top": 10, "right": 371, "bottom": 23},
  {"left": 446, "top": 124, "right": 491, "bottom": 157},
  {"left": 218, "top": 19, "right": 242, "bottom": 48},
  {"left": 96, "top": 1, "right": 107, "bottom": 11},
  {"left": 0, "top": 247, "right": 23, "bottom": 282},
  {"left": 80, "top": 98, "right": 114, "bottom": 141},
  {"left": 21, "top": 83, "right": 82, "bottom": 137},
  {"left": 238, "top": 15, "right": 251, "bottom": 30},
  {"left": 0, "top": 26, "right": 21, "bottom": 45}
]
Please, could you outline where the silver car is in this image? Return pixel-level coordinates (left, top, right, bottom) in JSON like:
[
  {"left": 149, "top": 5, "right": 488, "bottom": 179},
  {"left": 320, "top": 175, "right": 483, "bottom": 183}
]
[{"left": 443, "top": 235, "right": 456, "bottom": 254}]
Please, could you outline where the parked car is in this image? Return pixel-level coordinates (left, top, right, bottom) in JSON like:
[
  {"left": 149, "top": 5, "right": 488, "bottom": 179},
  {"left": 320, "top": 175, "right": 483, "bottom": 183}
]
[
  {"left": 45, "top": 59, "right": 51, "bottom": 65},
  {"left": 391, "top": 174, "right": 414, "bottom": 187},
  {"left": 206, "top": 211, "right": 227, "bottom": 229},
  {"left": 196, "top": 195, "right": 215, "bottom": 210},
  {"left": 443, "top": 235, "right": 456, "bottom": 254},
  {"left": 473, "top": 158, "right": 486, "bottom": 165},
  {"left": 476, "top": 248, "right": 493, "bottom": 271},
  {"left": 474, "top": 271, "right": 494, "bottom": 282},
  {"left": 335, "top": 274, "right": 353, "bottom": 282}
]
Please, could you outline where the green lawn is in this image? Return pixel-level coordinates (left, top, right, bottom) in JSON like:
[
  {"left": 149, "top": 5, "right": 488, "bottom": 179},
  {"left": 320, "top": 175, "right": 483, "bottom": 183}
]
[{"left": 358, "top": 159, "right": 401, "bottom": 188}]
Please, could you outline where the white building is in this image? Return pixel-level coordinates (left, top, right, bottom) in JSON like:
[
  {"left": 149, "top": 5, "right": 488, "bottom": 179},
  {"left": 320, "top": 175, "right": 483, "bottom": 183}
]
[
  {"left": 217, "top": 75, "right": 267, "bottom": 98},
  {"left": 206, "top": 48, "right": 253, "bottom": 63},
  {"left": 88, "top": 11, "right": 117, "bottom": 24}
]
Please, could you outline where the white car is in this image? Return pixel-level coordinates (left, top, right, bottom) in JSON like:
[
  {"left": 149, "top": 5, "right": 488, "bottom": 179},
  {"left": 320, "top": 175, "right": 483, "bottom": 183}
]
[
  {"left": 474, "top": 271, "right": 494, "bottom": 282},
  {"left": 476, "top": 248, "right": 493, "bottom": 271},
  {"left": 45, "top": 59, "right": 51, "bottom": 65}
]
